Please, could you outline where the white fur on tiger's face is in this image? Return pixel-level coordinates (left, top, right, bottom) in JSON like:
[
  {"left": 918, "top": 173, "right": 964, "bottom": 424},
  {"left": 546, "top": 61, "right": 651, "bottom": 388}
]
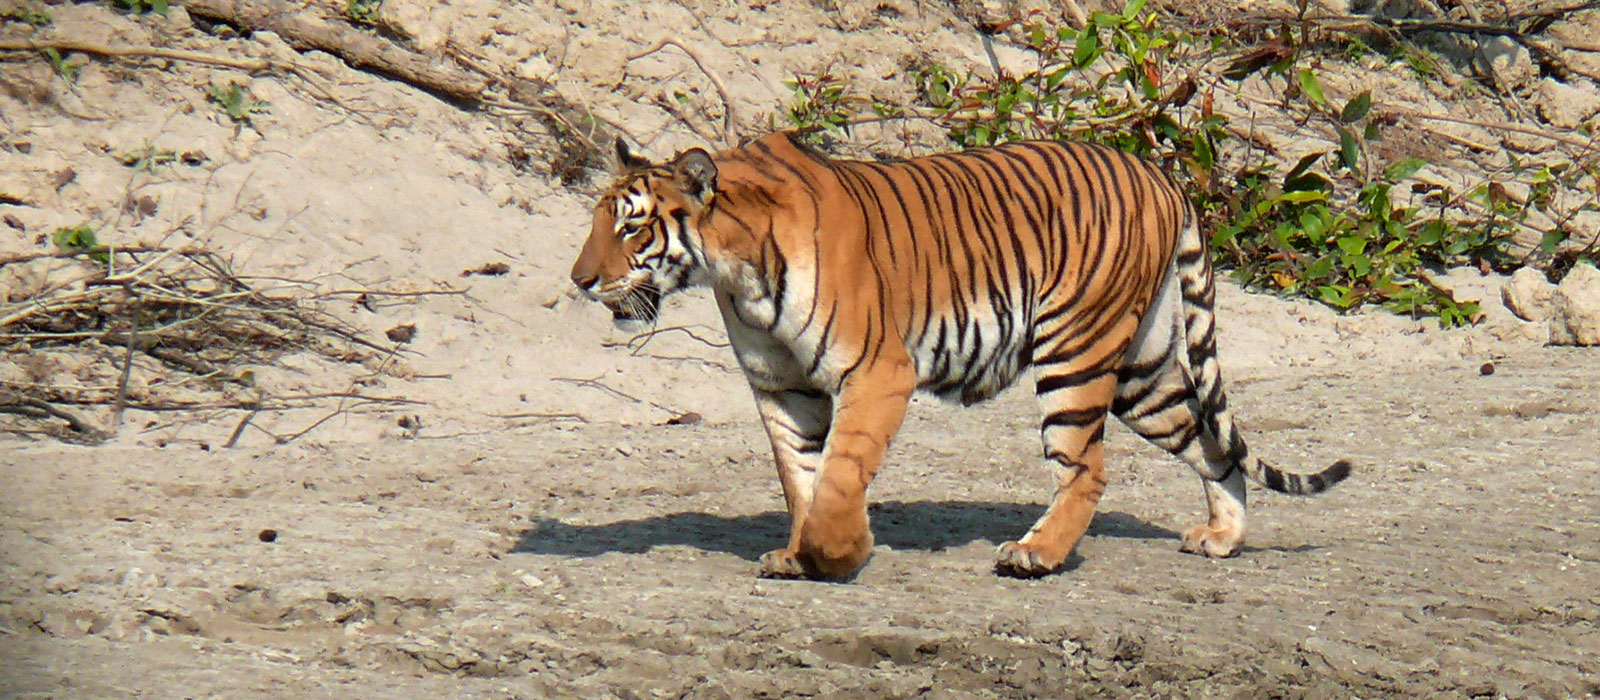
[
  {"left": 570, "top": 143, "right": 716, "bottom": 327},
  {"left": 571, "top": 132, "right": 1351, "bottom": 581}
]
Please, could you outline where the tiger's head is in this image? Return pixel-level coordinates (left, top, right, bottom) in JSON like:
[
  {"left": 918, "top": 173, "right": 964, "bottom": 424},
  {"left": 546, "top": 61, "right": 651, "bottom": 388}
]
[{"left": 570, "top": 139, "right": 719, "bottom": 326}]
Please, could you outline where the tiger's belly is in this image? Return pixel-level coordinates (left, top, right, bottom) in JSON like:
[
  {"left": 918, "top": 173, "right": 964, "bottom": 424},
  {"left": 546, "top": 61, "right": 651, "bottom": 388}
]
[
  {"left": 716, "top": 283, "right": 1030, "bottom": 403},
  {"left": 907, "top": 304, "right": 1032, "bottom": 406}
]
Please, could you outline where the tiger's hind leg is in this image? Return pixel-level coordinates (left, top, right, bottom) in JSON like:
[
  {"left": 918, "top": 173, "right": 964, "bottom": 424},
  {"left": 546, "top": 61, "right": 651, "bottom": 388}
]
[
  {"left": 1114, "top": 355, "right": 1248, "bottom": 559},
  {"left": 1113, "top": 265, "right": 1247, "bottom": 558}
]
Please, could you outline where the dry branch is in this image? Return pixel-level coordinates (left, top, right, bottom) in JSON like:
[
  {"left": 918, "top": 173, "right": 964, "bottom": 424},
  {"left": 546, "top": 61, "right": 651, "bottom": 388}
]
[
  {"left": 180, "top": 0, "right": 488, "bottom": 102},
  {"left": 0, "top": 395, "right": 109, "bottom": 444},
  {"left": 0, "top": 246, "right": 418, "bottom": 443},
  {"left": 0, "top": 38, "right": 277, "bottom": 72},
  {"left": 627, "top": 39, "right": 738, "bottom": 147}
]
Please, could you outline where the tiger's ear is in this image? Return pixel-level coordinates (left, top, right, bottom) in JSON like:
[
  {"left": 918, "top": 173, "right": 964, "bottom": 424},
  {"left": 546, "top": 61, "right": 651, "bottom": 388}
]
[
  {"left": 673, "top": 148, "right": 717, "bottom": 203},
  {"left": 615, "top": 138, "right": 652, "bottom": 172}
]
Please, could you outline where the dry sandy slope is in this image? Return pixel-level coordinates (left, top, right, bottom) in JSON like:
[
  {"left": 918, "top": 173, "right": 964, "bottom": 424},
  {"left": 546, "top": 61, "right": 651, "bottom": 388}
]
[{"left": 4, "top": 0, "right": 1600, "bottom": 698}]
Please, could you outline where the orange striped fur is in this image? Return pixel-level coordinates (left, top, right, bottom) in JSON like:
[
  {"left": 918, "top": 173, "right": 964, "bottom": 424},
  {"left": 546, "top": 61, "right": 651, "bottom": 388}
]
[{"left": 571, "top": 132, "right": 1350, "bottom": 579}]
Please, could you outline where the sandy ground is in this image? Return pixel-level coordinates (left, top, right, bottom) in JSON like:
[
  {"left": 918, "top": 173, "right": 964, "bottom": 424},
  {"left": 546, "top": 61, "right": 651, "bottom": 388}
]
[
  {"left": 4, "top": 337, "right": 1599, "bottom": 698},
  {"left": 4, "top": 1, "right": 1600, "bottom": 698}
]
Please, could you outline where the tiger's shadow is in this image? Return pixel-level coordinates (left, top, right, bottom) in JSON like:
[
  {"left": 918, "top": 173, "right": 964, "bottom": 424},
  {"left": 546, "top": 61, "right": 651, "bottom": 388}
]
[{"left": 511, "top": 501, "right": 1179, "bottom": 562}]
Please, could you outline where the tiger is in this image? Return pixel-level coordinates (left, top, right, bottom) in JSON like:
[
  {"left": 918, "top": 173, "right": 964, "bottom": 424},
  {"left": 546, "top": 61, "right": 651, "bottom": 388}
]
[{"left": 569, "top": 131, "right": 1350, "bottom": 580}]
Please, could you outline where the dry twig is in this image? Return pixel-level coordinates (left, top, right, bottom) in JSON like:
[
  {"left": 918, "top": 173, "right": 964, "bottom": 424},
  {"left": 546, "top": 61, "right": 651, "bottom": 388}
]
[
  {"left": 181, "top": 0, "right": 489, "bottom": 102},
  {"left": 626, "top": 39, "right": 738, "bottom": 147}
]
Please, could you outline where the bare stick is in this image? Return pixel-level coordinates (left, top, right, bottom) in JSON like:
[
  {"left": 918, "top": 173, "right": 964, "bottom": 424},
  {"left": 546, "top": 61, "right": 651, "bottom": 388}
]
[
  {"left": 113, "top": 330, "right": 136, "bottom": 430},
  {"left": 182, "top": 0, "right": 489, "bottom": 102},
  {"left": 1061, "top": 0, "right": 1088, "bottom": 28},
  {"left": 0, "top": 245, "right": 208, "bottom": 266},
  {"left": 0, "top": 398, "right": 107, "bottom": 442},
  {"left": 1236, "top": 93, "right": 1598, "bottom": 151},
  {"left": 627, "top": 39, "right": 738, "bottom": 147},
  {"left": 1389, "top": 107, "right": 1599, "bottom": 151},
  {"left": 0, "top": 39, "right": 277, "bottom": 72},
  {"left": 309, "top": 287, "right": 469, "bottom": 299},
  {"left": 492, "top": 411, "right": 590, "bottom": 423},
  {"left": 601, "top": 324, "right": 731, "bottom": 352},
  {"left": 223, "top": 410, "right": 257, "bottom": 448}
]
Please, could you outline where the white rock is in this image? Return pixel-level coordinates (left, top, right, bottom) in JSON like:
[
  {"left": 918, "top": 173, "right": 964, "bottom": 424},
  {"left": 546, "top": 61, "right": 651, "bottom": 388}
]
[
  {"left": 1502, "top": 266, "right": 1556, "bottom": 322},
  {"left": 567, "top": 37, "right": 630, "bottom": 87},
  {"left": 1535, "top": 79, "right": 1600, "bottom": 130},
  {"left": 1478, "top": 36, "right": 1535, "bottom": 90},
  {"left": 1548, "top": 262, "right": 1600, "bottom": 346}
]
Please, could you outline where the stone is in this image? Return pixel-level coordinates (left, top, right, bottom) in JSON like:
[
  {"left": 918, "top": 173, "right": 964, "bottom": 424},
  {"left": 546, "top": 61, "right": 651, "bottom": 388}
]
[
  {"left": 1478, "top": 36, "right": 1535, "bottom": 91},
  {"left": 1548, "top": 262, "right": 1600, "bottom": 346},
  {"left": 567, "top": 37, "right": 630, "bottom": 87},
  {"left": 1534, "top": 79, "right": 1600, "bottom": 130},
  {"left": 1502, "top": 266, "right": 1556, "bottom": 322}
]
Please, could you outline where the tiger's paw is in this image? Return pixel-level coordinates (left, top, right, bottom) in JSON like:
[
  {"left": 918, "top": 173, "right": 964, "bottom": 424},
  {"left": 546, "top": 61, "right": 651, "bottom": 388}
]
[
  {"left": 757, "top": 548, "right": 808, "bottom": 579},
  {"left": 994, "top": 541, "right": 1067, "bottom": 578},
  {"left": 1180, "top": 524, "right": 1244, "bottom": 558},
  {"left": 797, "top": 508, "right": 873, "bottom": 580}
]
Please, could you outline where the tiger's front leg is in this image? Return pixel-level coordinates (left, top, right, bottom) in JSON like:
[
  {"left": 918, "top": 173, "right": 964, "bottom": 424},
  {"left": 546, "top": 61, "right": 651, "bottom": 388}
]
[
  {"left": 793, "top": 358, "right": 915, "bottom": 580},
  {"left": 749, "top": 388, "right": 832, "bottom": 579},
  {"left": 997, "top": 364, "right": 1118, "bottom": 577}
]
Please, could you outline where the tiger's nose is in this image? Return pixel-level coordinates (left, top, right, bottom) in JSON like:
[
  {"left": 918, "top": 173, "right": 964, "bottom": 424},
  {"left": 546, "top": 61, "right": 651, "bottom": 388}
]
[{"left": 572, "top": 272, "right": 599, "bottom": 291}]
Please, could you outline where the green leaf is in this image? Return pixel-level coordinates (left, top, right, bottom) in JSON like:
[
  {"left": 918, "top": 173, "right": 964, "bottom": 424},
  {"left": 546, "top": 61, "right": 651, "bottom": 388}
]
[
  {"left": 1296, "top": 69, "right": 1326, "bottom": 108},
  {"left": 1340, "top": 91, "right": 1372, "bottom": 123},
  {"left": 1307, "top": 257, "right": 1334, "bottom": 279},
  {"left": 1540, "top": 229, "right": 1569, "bottom": 252},
  {"left": 1348, "top": 253, "right": 1371, "bottom": 277},
  {"left": 1317, "top": 285, "right": 1352, "bottom": 307},
  {"left": 1192, "top": 133, "right": 1215, "bottom": 170},
  {"left": 51, "top": 225, "right": 109, "bottom": 264},
  {"left": 1383, "top": 157, "right": 1425, "bottom": 182},
  {"left": 1337, "top": 127, "right": 1360, "bottom": 173},
  {"left": 1299, "top": 211, "right": 1324, "bottom": 237},
  {"left": 1122, "top": 0, "right": 1148, "bottom": 19},
  {"left": 1073, "top": 27, "right": 1102, "bottom": 67},
  {"left": 1276, "top": 190, "right": 1327, "bottom": 205},
  {"left": 1285, "top": 151, "right": 1326, "bottom": 181},
  {"left": 1045, "top": 66, "right": 1070, "bottom": 91},
  {"left": 1337, "top": 236, "right": 1368, "bottom": 255}
]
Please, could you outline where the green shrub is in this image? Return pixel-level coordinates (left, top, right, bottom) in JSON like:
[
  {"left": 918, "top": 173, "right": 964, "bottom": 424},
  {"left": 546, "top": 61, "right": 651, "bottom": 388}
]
[{"left": 773, "top": 0, "right": 1593, "bottom": 327}]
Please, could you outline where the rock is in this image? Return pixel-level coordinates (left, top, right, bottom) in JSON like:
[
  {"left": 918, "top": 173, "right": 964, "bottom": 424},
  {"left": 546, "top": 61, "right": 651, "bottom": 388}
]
[
  {"left": 1502, "top": 267, "right": 1556, "bottom": 322},
  {"left": 1534, "top": 79, "right": 1600, "bottom": 130},
  {"left": 384, "top": 0, "right": 448, "bottom": 54},
  {"left": 568, "top": 37, "right": 630, "bottom": 87},
  {"left": 1549, "top": 263, "right": 1600, "bottom": 346},
  {"left": 1550, "top": 18, "right": 1600, "bottom": 80},
  {"left": 1478, "top": 36, "right": 1535, "bottom": 91}
]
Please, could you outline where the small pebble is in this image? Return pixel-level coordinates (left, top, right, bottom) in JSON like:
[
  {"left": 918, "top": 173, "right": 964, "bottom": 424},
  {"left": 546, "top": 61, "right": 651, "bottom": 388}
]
[
  {"left": 1480, "top": 362, "right": 1495, "bottom": 376},
  {"left": 258, "top": 528, "right": 278, "bottom": 543}
]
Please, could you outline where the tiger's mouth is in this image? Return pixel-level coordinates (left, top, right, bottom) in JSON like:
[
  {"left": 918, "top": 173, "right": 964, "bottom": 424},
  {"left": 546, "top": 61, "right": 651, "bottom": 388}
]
[{"left": 603, "top": 285, "right": 662, "bottom": 324}]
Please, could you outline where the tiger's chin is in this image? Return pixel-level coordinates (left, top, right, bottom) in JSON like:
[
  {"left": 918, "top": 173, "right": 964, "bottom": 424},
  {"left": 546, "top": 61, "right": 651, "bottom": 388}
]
[{"left": 602, "top": 285, "right": 663, "bottom": 328}]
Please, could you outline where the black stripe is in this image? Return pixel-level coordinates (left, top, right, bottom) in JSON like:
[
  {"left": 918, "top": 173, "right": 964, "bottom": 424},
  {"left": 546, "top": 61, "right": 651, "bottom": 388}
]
[
  {"left": 1042, "top": 406, "right": 1107, "bottom": 429},
  {"left": 1035, "top": 366, "right": 1107, "bottom": 395}
]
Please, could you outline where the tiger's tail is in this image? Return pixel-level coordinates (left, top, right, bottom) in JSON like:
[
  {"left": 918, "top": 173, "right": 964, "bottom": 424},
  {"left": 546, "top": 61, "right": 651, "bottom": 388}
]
[{"left": 1172, "top": 205, "right": 1352, "bottom": 496}]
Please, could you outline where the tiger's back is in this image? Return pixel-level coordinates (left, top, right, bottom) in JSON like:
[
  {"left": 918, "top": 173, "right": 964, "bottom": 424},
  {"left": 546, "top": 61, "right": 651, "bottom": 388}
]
[{"left": 571, "top": 132, "right": 1349, "bottom": 580}]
